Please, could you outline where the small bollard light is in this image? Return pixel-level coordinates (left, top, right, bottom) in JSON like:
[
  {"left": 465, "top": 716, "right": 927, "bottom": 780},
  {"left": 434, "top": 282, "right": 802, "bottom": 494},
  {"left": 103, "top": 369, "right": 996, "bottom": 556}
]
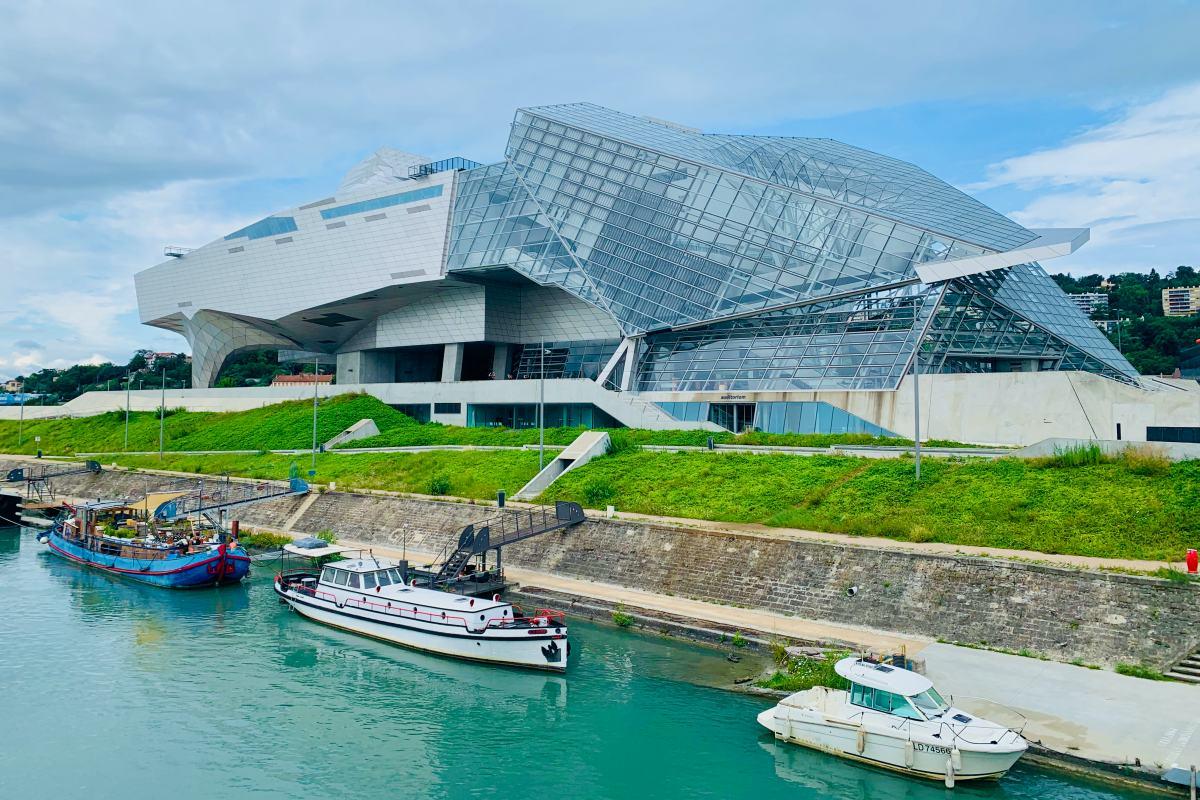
[
  {"left": 1188, "top": 548, "right": 1198, "bottom": 575},
  {"left": 707, "top": 436, "right": 715, "bottom": 450},
  {"left": 497, "top": 490, "right": 506, "bottom": 508},
  {"left": 606, "top": 505, "right": 615, "bottom": 519}
]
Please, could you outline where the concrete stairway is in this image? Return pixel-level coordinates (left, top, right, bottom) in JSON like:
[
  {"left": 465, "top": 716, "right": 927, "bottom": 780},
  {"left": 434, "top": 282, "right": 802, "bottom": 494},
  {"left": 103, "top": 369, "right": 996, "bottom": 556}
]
[{"left": 1166, "top": 648, "right": 1200, "bottom": 684}]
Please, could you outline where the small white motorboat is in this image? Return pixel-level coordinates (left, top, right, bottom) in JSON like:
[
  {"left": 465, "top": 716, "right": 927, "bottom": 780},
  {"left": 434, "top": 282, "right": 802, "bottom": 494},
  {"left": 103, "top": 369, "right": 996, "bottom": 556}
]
[
  {"left": 757, "top": 656, "right": 1026, "bottom": 786},
  {"left": 275, "top": 545, "right": 569, "bottom": 671}
]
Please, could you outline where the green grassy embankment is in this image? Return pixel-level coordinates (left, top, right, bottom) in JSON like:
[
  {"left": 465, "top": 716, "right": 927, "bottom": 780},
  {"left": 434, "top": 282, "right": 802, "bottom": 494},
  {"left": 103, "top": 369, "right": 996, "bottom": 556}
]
[
  {"left": 537, "top": 448, "right": 1200, "bottom": 562},
  {"left": 106, "top": 450, "right": 542, "bottom": 501},
  {"left": 343, "top": 425, "right": 981, "bottom": 450},
  {"left": 0, "top": 394, "right": 412, "bottom": 455}
]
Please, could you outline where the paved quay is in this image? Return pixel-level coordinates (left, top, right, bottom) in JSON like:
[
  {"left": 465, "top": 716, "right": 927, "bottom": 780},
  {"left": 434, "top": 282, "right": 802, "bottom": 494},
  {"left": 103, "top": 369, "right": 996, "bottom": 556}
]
[
  {"left": 923, "top": 643, "right": 1200, "bottom": 774},
  {"left": 326, "top": 534, "right": 1199, "bottom": 780}
]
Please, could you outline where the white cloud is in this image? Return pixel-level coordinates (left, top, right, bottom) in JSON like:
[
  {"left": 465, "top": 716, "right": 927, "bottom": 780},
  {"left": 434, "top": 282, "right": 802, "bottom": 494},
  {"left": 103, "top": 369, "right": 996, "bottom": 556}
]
[
  {"left": 1, "top": 1, "right": 1199, "bottom": 376},
  {"left": 979, "top": 83, "right": 1200, "bottom": 275}
]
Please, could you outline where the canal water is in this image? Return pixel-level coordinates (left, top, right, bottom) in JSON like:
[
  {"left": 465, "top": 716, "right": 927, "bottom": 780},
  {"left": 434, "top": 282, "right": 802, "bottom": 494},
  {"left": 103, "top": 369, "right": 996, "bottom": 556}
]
[{"left": 0, "top": 527, "right": 1164, "bottom": 799}]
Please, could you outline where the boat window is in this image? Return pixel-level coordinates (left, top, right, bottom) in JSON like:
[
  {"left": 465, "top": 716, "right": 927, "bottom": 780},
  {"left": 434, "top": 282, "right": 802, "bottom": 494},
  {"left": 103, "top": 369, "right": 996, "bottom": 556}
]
[
  {"left": 388, "top": 568, "right": 404, "bottom": 583},
  {"left": 363, "top": 573, "right": 377, "bottom": 590},
  {"left": 348, "top": 573, "right": 361, "bottom": 589},
  {"left": 850, "top": 685, "right": 922, "bottom": 719},
  {"left": 910, "top": 688, "right": 949, "bottom": 717},
  {"left": 320, "top": 567, "right": 335, "bottom": 584},
  {"left": 376, "top": 570, "right": 392, "bottom": 587},
  {"left": 332, "top": 570, "right": 349, "bottom": 586}
]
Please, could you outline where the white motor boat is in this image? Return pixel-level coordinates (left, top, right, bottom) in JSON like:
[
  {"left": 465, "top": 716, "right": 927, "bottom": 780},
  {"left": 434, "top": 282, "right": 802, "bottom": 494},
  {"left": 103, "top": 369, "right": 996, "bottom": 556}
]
[
  {"left": 275, "top": 545, "right": 568, "bottom": 672},
  {"left": 757, "top": 657, "right": 1026, "bottom": 785}
]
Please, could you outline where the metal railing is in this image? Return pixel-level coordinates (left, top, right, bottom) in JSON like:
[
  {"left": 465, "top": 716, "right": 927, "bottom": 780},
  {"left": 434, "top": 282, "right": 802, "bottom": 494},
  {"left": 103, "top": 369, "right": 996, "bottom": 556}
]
[{"left": 408, "top": 157, "right": 482, "bottom": 179}]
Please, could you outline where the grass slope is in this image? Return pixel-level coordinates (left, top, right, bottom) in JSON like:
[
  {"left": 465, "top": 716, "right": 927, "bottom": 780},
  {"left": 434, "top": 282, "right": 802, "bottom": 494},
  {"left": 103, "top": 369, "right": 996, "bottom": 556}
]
[
  {"left": 344, "top": 425, "right": 976, "bottom": 450},
  {"left": 108, "top": 450, "right": 542, "bottom": 501},
  {"left": 537, "top": 451, "right": 1200, "bottom": 561},
  {"left": 0, "top": 394, "right": 411, "bottom": 455}
]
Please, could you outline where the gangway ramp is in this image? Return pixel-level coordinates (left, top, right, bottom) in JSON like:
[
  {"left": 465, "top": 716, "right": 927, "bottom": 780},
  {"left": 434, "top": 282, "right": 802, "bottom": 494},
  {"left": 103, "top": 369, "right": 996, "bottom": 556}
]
[
  {"left": 152, "top": 475, "right": 310, "bottom": 523},
  {"left": 431, "top": 501, "right": 586, "bottom": 586}
]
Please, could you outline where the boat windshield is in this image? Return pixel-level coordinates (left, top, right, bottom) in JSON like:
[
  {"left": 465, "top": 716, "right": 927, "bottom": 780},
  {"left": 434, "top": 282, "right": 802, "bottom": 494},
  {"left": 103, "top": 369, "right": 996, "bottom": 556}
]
[{"left": 910, "top": 688, "right": 949, "bottom": 717}]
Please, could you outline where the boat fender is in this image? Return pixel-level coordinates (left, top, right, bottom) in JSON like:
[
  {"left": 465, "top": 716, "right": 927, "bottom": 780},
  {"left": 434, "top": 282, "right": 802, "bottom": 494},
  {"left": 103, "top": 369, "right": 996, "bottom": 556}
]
[
  {"left": 950, "top": 747, "right": 962, "bottom": 771},
  {"left": 856, "top": 727, "right": 866, "bottom": 754},
  {"left": 944, "top": 757, "right": 955, "bottom": 789},
  {"left": 904, "top": 740, "right": 914, "bottom": 768}
]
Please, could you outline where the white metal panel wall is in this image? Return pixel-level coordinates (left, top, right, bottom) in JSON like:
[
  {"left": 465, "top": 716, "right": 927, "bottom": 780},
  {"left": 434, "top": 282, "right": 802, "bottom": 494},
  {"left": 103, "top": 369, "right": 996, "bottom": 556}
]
[{"left": 135, "top": 172, "right": 455, "bottom": 324}]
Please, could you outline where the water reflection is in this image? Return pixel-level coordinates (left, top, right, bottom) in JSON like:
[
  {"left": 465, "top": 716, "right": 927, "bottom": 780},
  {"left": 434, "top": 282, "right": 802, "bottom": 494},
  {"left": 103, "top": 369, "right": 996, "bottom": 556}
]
[{"left": 0, "top": 526, "right": 21, "bottom": 562}]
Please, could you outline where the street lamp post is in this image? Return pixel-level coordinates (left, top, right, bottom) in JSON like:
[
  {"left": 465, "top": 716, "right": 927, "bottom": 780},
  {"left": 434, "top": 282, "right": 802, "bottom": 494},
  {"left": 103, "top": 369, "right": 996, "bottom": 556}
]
[
  {"left": 310, "top": 357, "right": 320, "bottom": 476},
  {"left": 913, "top": 346, "right": 921, "bottom": 482},
  {"left": 17, "top": 380, "right": 25, "bottom": 448},
  {"left": 539, "top": 340, "right": 546, "bottom": 471},
  {"left": 158, "top": 367, "right": 166, "bottom": 461},
  {"left": 124, "top": 374, "right": 131, "bottom": 451}
]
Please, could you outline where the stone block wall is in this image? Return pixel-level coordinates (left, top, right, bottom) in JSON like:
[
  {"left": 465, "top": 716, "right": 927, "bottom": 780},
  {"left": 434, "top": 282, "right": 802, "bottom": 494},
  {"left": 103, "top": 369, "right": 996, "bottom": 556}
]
[{"left": 16, "top": 461, "right": 1199, "bottom": 670}]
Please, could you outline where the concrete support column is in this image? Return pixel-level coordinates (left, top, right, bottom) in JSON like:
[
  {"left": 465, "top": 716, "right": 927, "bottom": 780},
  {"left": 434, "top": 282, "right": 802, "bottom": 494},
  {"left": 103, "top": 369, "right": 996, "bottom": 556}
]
[
  {"left": 492, "top": 344, "right": 510, "bottom": 379},
  {"left": 441, "top": 343, "right": 464, "bottom": 383},
  {"left": 337, "top": 351, "right": 393, "bottom": 385},
  {"left": 620, "top": 338, "right": 640, "bottom": 391}
]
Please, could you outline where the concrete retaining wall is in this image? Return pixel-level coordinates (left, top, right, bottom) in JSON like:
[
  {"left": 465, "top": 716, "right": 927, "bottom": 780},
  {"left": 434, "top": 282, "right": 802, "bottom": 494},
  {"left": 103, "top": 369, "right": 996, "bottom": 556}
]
[{"left": 19, "top": 460, "right": 1199, "bottom": 670}]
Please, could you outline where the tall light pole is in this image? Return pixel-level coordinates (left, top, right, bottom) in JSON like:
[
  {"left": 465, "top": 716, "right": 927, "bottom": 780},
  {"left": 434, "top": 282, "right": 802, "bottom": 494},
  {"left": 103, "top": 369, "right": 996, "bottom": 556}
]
[
  {"left": 539, "top": 339, "right": 546, "bottom": 471},
  {"left": 310, "top": 356, "right": 320, "bottom": 475},
  {"left": 912, "top": 345, "right": 921, "bottom": 482},
  {"left": 158, "top": 367, "right": 166, "bottom": 461},
  {"left": 123, "top": 374, "right": 131, "bottom": 451},
  {"left": 17, "top": 380, "right": 25, "bottom": 449}
]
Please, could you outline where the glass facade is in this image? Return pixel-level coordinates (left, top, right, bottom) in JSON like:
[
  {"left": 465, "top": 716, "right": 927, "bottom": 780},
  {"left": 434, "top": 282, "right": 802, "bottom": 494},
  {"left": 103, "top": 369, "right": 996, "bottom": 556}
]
[
  {"left": 224, "top": 216, "right": 298, "bottom": 241},
  {"left": 512, "top": 339, "right": 620, "bottom": 380},
  {"left": 466, "top": 403, "right": 620, "bottom": 429},
  {"left": 445, "top": 103, "right": 1137, "bottom": 393}
]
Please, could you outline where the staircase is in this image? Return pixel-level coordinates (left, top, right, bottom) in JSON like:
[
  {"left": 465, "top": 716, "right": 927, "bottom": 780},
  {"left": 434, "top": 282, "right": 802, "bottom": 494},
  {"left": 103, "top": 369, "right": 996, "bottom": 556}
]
[
  {"left": 432, "top": 502, "right": 585, "bottom": 585},
  {"left": 1166, "top": 648, "right": 1200, "bottom": 684}
]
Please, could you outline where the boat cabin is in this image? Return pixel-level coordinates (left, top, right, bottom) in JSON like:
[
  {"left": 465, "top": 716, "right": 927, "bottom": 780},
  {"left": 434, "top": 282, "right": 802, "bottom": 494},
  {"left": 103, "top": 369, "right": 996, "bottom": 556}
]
[{"left": 836, "top": 657, "right": 951, "bottom": 722}]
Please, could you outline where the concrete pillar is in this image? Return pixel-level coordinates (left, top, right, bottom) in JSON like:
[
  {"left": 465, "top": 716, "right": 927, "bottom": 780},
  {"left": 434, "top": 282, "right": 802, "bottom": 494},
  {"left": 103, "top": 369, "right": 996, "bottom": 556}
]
[
  {"left": 337, "top": 351, "right": 392, "bottom": 385},
  {"left": 620, "top": 338, "right": 640, "bottom": 391},
  {"left": 441, "top": 343, "right": 464, "bottom": 383},
  {"left": 491, "top": 344, "right": 510, "bottom": 379}
]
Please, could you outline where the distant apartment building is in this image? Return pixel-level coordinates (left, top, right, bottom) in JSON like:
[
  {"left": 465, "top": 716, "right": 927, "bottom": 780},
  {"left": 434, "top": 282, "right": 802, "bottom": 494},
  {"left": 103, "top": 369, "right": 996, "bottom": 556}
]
[
  {"left": 3, "top": 379, "right": 21, "bottom": 393},
  {"left": 1163, "top": 286, "right": 1200, "bottom": 317},
  {"left": 1068, "top": 292, "right": 1108, "bottom": 317}
]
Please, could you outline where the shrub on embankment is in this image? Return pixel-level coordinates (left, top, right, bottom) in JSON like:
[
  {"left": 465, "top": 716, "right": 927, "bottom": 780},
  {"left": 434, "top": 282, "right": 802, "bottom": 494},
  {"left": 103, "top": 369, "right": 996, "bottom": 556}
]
[
  {"left": 537, "top": 450, "right": 1200, "bottom": 562},
  {"left": 106, "top": 450, "right": 542, "bottom": 501},
  {"left": 0, "top": 394, "right": 410, "bottom": 455}
]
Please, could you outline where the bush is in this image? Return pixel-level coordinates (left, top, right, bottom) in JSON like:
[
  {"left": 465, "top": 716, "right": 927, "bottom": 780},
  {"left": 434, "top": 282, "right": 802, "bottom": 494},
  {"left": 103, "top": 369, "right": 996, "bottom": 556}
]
[
  {"left": 238, "top": 529, "right": 291, "bottom": 550},
  {"left": 316, "top": 529, "right": 337, "bottom": 544},
  {"left": 582, "top": 477, "right": 616, "bottom": 507},
  {"left": 1120, "top": 447, "right": 1171, "bottom": 477},
  {"left": 427, "top": 474, "right": 452, "bottom": 496},
  {"left": 611, "top": 605, "right": 634, "bottom": 628},
  {"left": 1038, "top": 443, "right": 1108, "bottom": 468},
  {"left": 756, "top": 650, "right": 851, "bottom": 692},
  {"left": 1115, "top": 663, "right": 1170, "bottom": 681}
]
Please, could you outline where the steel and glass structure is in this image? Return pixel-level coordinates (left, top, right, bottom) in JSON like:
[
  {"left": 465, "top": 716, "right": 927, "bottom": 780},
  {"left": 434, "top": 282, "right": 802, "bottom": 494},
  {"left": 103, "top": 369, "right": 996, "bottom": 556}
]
[{"left": 135, "top": 103, "right": 1137, "bottom": 435}]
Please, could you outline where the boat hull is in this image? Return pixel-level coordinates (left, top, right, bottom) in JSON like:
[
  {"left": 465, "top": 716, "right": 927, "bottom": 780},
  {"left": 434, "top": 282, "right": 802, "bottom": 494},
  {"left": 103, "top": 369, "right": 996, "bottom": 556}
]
[
  {"left": 757, "top": 708, "right": 1025, "bottom": 782},
  {"left": 45, "top": 530, "right": 250, "bottom": 588},
  {"left": 277, "top": 582, "right": 568, "bottom": 671}
]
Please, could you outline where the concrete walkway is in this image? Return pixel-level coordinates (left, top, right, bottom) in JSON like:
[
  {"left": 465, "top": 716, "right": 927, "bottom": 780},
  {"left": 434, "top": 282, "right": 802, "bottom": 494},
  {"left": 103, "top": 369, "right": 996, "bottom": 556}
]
[{"left": 923, "top": 643, "right": 1200, "bottom": 771}]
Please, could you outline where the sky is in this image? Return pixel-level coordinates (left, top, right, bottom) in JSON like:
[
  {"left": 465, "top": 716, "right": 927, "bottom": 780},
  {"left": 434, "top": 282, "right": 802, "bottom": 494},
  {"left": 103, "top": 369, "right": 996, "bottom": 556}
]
[{"left": 1, "top": 0, "right": 1199, "bottom": 380}]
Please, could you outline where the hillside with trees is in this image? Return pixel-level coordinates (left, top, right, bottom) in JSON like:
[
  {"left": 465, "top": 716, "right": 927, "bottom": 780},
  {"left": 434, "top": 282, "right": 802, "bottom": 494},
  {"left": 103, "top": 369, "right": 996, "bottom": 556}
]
[
  {"left": 1050, "top": 266, "right": 1200, "bottom": 375},
  {"left": 6, "top": 349, "right": 326, "bottom": 404}
]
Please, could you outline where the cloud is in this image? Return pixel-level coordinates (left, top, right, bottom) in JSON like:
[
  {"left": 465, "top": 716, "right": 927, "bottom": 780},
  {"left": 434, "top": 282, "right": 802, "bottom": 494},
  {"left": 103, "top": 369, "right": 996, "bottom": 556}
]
[
  {"left": 978, "top": 83, "right": 1200, "bottom": 275},
  {"left": 2, "top": 1, "right": 1199, "bottom": 376}
]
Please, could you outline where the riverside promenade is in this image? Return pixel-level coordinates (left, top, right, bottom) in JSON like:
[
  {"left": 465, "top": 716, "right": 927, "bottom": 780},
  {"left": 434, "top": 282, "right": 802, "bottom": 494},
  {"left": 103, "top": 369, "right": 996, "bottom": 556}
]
[{"left": 334, "top": 533, "right": 1199, "bottom": 783}]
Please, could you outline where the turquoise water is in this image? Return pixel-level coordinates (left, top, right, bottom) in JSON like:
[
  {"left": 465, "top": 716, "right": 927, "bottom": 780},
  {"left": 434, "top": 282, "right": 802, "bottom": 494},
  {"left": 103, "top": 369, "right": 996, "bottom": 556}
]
[{"left": 0, "top": 527, "right": 1161, "bottom": 799}]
